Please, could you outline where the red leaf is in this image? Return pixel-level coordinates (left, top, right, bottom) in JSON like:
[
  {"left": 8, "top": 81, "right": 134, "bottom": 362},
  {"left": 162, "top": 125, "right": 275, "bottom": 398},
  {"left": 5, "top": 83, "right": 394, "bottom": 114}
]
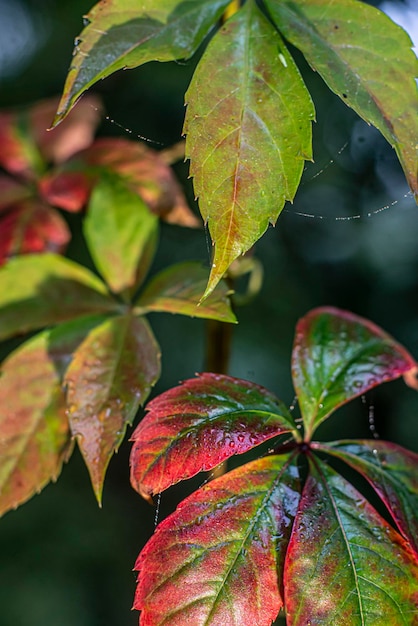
[
  {"left": 130, "top": 373, "right": 295, "bottom": 500},
  {"left": 0, "top": 175, "right": 29, "bottom": 211},
  {"left": 38, "top": 170, "right": 91, "bottom": 212},
  {"left": 134, "top": 454, "right": 300, "bottom": 626}
]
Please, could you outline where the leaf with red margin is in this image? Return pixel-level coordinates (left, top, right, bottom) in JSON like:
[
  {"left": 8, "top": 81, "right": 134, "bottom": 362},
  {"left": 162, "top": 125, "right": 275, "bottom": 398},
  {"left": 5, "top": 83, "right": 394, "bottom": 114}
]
[
  {"left": 292, "top": 307, "right": 417, "bottom": 439},
  {"left": 65, "top": 314, "right": 161, "bottom": 503},
  {"left": 0, "top": 253, "right": 118, "bottom": 341},
  {"left": 284, "top": 457, "right": 418, "bottom": 625},
  {"left": 135, "top": 262, "right": 237, "bottom": 324},
  {"left": 130, "top": 373, "right": 296, "bottom": 500},
  {"left": 134, "top": 454, "right": 300, "bottom": 626},
  {"left": 0, "top": 201, "right": 70, "bottom": 266},
  {"left": 315, "top": 439, "right": 418, "bottom": 557}
]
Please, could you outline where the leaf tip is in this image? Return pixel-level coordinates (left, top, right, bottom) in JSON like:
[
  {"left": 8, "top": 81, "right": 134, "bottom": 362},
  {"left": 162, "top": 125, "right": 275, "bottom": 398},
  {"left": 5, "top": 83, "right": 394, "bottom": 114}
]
[{"left": 403, "top": 365, "right": 418, "bottom": 390}]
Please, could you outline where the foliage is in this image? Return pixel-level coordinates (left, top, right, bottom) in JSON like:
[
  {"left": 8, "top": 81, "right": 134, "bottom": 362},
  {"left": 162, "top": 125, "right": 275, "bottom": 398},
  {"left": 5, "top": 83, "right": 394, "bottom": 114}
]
[{"left": 131, "top": 308, "right": 418, "bottom": 625}]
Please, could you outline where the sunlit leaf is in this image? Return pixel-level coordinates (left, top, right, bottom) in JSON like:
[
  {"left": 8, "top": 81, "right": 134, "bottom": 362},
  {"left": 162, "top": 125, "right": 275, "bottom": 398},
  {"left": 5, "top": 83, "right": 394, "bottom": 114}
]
[
  {"left": 0, "top": 253, "right": 117, "bottom": 341},
  {"left": 135, "top": 262, "right": 237, "bottom": 323},
  {"left": 284, "top": 458, "right": 418, "bottom": 625},
  {"left": 134, "top": 454, "right": 300, "bottom": 626},
  {"left": 84, "top": 173, "right": 159, "bottom": 294},
  {"left": 292, "top": 307, "right": 417, "bottom": 439},
  {"left": 65, "top": 314, "right": 161, "bottom": 503},
  {"left": 184, "top": 0, "right": 314, "bottom": 297},
  {"left": 130, "top": 372, "right": 295, "bottom": 500},
  {"left": 54, "top": 0, "right": 231, "bottom": 125},
  {"left": 316, "top": 439, "right": 418, "bottom": 557},
  {"left": 266, "top": 0, "right": 418, "bottom": 199}
]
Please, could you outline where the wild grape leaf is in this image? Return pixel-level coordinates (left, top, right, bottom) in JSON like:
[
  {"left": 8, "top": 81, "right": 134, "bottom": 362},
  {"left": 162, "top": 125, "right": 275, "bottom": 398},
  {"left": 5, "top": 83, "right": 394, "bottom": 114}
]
[
  {"left": 84, "top": 173, "right": 159, "bottom": 293},
  {"left": 0, "top": 201, "right": 70, "bottom": 266},
  {"left": 316, "top": 439, "right": 418, "bottom": 557},
  {"left": 130, "top": 372, "right": 295, "bottom": 500},
  {"left": 65, "top": 314, "right": 161, "bottom": 503},
  {"left": 0, "top": 175, "right": 29, "bottom": 210},
  {"left": 135, "top": 262, "right": 237, "bottom": 324},
  {"left": 292, "top": 307, "right": 417, "bottom": 439},
  {"left": 38, "top": 170, "right": 91, "bottom": 212},
  {"left": 134, "top": 454, "right": 300, "bottom": 626},
  {"left": 284, "top": 458, "right": 418, "bottom": 625},
  {"left": 0, "top": 253, "right": 117, "bottom": 341},
  {"left": 0, "top": 332, "right": 73, "bottom": 517},
  {"left": 184, "top": 0, "right": 314, "bottom": 297},
  {"left": 54, "top": 0, "right": 232, "bottom": 125},
  {"left": 266, "top": 0, "right": 418, "bottom": 199}
]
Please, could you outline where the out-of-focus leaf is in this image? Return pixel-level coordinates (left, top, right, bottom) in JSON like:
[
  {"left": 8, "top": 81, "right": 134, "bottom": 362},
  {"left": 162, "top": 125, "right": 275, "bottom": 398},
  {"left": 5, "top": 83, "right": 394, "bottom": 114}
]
[
  {"left": 0, "top": 332, "right": 73, "bottom": 517},
  {"left": 134, "top": 454, "right": 300, "bottom": 626},
  {"left": 54, "top": 0, "right": 232, "bottom": 125},
  {"left": 84, "top": 173, "right": 159, "bottom": 294},
  {"left": 316, "top": 439, "right": 418, "bottom": 557},
  {"left": 130, "top": 372, "right": 295, "bottom": 500},
  {"left": 266, "top": 0, "right": 418, "bottom": 199},
  {"left": 38, "top": 170, "right": 91, "bottom": 212},
  {"left": 284, "top": 458, "right": 418, "bottom": 625},
  {"left": 184, "top": 0, "right": 314, "bottom": 297},
  {"left": 135, "top": 262, "right": 236, "bottom": 323},
  {"left": 0, "top": 201, "right": 70, "bottom": 266},
  {"left": 0, "top": 175, "right": 29, "bottom": 210},
  {"left": 292, "top": 307, "right": 417, "bottom": 439},
  {"left": 0, "top": 253, "right": 117, "bottom": 341},
  {"left": 65, "top": 314, "right": 161, "bottom": 503}
]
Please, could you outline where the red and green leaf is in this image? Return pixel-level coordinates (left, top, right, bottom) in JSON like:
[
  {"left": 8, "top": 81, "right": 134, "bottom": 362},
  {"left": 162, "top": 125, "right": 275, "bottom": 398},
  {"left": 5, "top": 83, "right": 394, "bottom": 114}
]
[
  {"left": 135, "top": 262, "right": 237, "bottom": 323},
  {"left": 54, "top": 0, "right": 232, "bottom": 125},
  {"left": 284, "top": 458, "right": 418, "bottom": 625},
  {"left": 266, "top": 0, "right": 418, "bottom": 199},
  {"left": 292, "top": 307, "right": 417, "bottom": 439},
  {"left": 134, "top": 454, "right": 300, "bottom": 626},
  {"left": 65, "top": 314, "right": 161, "bottom": 503},
  {"left": 0, "top": 253, "right": 117, "bottom": 341},
  {"left": 184, "top": 0, "right": 314, "bottom": 296},
  {"left": 38, "top": 170, "right": 91, "bottom": 213},
  {"left": 130, "top": 373, "right": 295, "bottom": 499},
  {"left": 316, "top": 439, "right": 418, "bottom": 557}
]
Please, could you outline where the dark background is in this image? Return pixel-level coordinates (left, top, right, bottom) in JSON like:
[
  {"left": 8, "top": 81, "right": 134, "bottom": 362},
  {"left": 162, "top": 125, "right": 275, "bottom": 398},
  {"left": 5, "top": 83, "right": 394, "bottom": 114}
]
[{"left": 0, "top": 1, "right": 417, "bottom": 624}]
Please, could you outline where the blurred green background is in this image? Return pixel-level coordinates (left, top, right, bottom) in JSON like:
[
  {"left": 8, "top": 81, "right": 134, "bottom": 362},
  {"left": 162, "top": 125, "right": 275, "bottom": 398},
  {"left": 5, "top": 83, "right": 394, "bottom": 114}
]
[{"left": 0, "top": 1, "right": 417, "bottom": 624}]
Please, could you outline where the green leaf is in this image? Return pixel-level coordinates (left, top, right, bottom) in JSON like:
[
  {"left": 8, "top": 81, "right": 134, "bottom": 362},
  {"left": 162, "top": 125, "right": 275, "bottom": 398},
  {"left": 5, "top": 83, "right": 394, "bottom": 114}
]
[
  {"left": 0, "top": 253, "right": 118, "bottom": 341},
  {"left": 266, "top": 0, "right": 418, "bottom": 199},
  {"left": 84, "top": 173, "right": 159, "bottom": 294},
  {"left": 184, "top": 0, "right": 314, "bottom": 297},
  {"left": 134, "top": 454, "right": 300, "bottom": 626},
  {"left": 0, "top": 332, "right": 73, "bottom": 517},
  {"left": 284, "top": 458, "right": 418, "bottom": 625},
  {"left": 54, "top": 0, "right": 232, "bottom": 125},
  {"left": 292, "top": 307, "right": 417, "bottom": 439},
  {"left": 64, "top": 314, "right": 161, "bottom": 503},
  {"left": 135, "top": 262, "right": 237, "bottom": 323}
]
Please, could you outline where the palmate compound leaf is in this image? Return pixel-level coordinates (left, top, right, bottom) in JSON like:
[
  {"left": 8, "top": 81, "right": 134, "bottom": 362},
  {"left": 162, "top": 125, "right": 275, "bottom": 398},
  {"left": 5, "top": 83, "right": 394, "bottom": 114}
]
[
  {"left": 65, "top": 314, "right": 161, "bottom": 503},
  {"left": 184, "top": 0, "right": 315, "bottom": 297},
  {"left": 134, "top": 453, "right": 301, "bottom": 626},
  {"left": 134, "top": 262, "right": 237, "bottom": 324},
  {"left": 54, "top": 0, "right": 232, "bottom": 125},
  {"left": 130, "top": 373, "right": 296, "bottom": 501},
  {"left": 265, "top": 0, "right": 418, "bottom": 199},
  {"left": 292, "top": 307, "right": 417, "bottom": 439},
  {"left": 284, "top": 457, "right": 418, "bottom": 625},
  {"left": 315, "top": 440, "right": 418, "bottom": 557},
  {"left": 0, "top": 253, "right": 118, "bottom": 341}
]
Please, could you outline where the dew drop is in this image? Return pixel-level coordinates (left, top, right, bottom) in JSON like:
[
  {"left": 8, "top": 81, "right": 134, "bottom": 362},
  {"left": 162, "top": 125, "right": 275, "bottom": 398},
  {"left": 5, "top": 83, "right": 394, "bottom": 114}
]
[{"left": 83, "top": 16, "right": 91, "bottom": 26}]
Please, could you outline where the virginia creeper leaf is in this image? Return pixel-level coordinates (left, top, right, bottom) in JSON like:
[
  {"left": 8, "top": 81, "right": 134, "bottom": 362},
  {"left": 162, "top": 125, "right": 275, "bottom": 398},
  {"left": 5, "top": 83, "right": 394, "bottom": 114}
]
[
  {"left": 266, "top": 0, "right": 418, "bottom": 199},
  {"left": 134, "top": 454, "right": 300, "bottom": 626},
  {"left": 84, "top": 173, "right": 159, "bottom": 293},
  {"left": 284, "top": 458, "right": 418, "bottom": 625},
  {"left": 0, "top": 332, "right": 73, "bottom": 517},
  {"left": 65, "top": 314, "right": 161, "bottom": 503},
  {"left": 0, "top": 253, "right": 117, "bottom": 341},
  {"left": 38, "top": 170, "right": 91, "bottom": 212},
  {"left": 316, "top": 439, "right": 418, "bottom": 557},
  {"left": 184, "top": 0, "right": 314, "bottom": 297},
  {"left": 135, "top": 262, "right": 237, "bottom": 324},
  {"left": 130, "top": 372, "right": 295, "bottom": 499},
  {"left": 292, "top": 307, "right": 417, "bottom": 439},
  {"left": 54, "top": 0, "right": 232, "bottom": 125},
  {"left": 0, "top": 175, "right": 29, "bottom": 210}
]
